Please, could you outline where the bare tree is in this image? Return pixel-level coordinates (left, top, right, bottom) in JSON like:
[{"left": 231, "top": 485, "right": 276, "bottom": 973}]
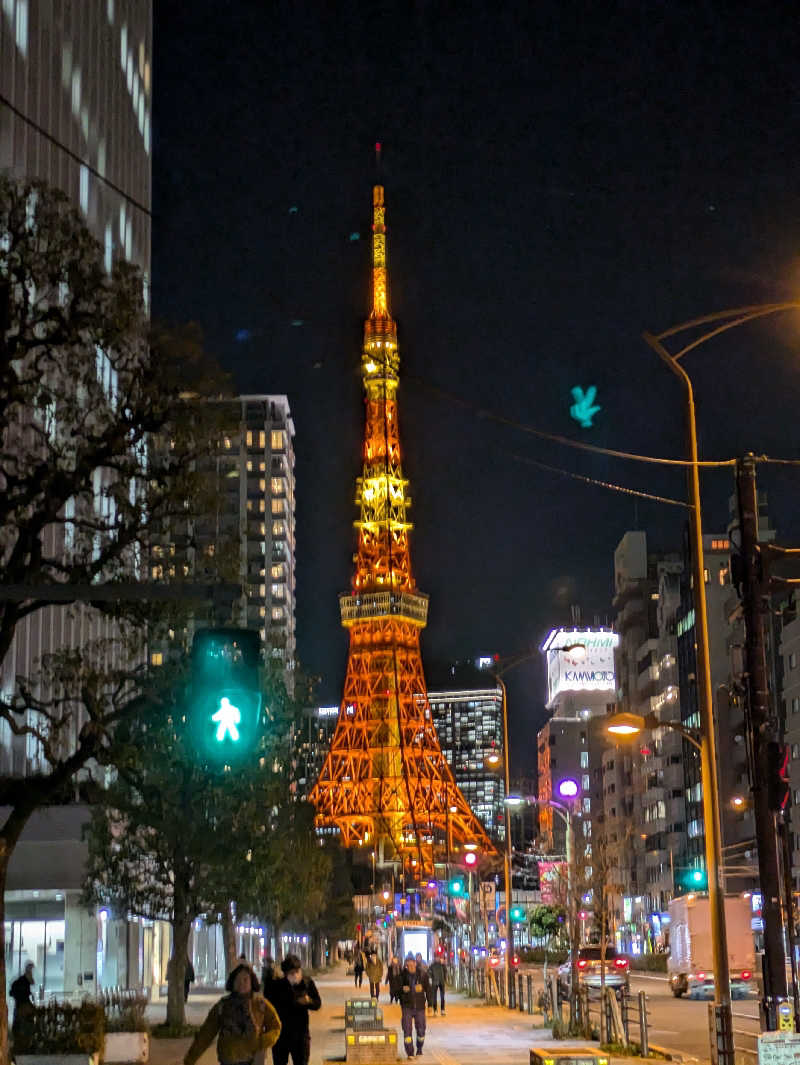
[{"left": 0, "top": 176, "right": 229, "bottom": 1063}]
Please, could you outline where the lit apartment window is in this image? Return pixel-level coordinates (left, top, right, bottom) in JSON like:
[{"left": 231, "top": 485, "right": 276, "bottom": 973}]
[
  {"left": 272, "top": 521, "right": 285, "bottom": 537},
  {"left": 271, "top": 430, "right": 284, "bottom": 450},
  {"left": 224, "top": 436, "right": 231, "bottom": 449},
  {"left": 259, "top": 607, "right": 266, "bottom": 618},
  {"left": 259, "top": 430, "right": 266, "bottom": 448},
  {"left": 791, "top": 653, "right": 798, "bottom": 670},
  {"left": 271, "top": 500, "right": 284, "bottom": 516},
  {"left": 272, "top": 607, "right": 283, "bottom": 621},
  {"left": 271, "top": 565, "right": 283, "bottom": 579},
  {"left": 150, "top": 652, "right": 163, "bottom": 667},
  {"left": 246, "top": 460, "right": 253, "bottom": 472},
  {"left": 259, "top": 499, "right": 265, "bottom": 513},
  {"left": 704, "top": 568, "right": 710, "bottom": 583},
  {"left": 246, "top": 431, "right": 253, "bottom": 446},
  {"left": 271, "top": 477, "right": 284, "bottom": 494}
]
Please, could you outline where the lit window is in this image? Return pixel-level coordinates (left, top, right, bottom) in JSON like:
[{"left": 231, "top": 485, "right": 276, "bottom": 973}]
[
  {"left": 271, "top": 499, "right": 284, "bottom": 515},
  {"left": 580, "top": 751, "right": 589, "bottom": 768},
  {"left": 272, "top": 521, "right": 285, "bottom": 537},
  {"left": 272, "top": 607, "right": 283, "bottom": 621},
  {"left": 791, "top": 653, "right": 797, "bottom": 670},
  {"left": 271, "top": 430, "right": 284, "bottom": 450},
  {"left": 79, "top": 165, "right": 89, "bottom": 213},
  {"left": 582, "top": 774, "right": 590, "bottom": 791},
  {"left": 246, "top": 460, "right": 253, "bottom": 472},
  {"left": 15, "top": 0, "right": 28, "bottom": 56},
  {"left": 271, "top": 477, "right": 284, "bottom": 494},
  {"left": 271, "top": 565, "right": 283, "bottom": 579},
  {"left": 259, "top": 499, "right": 265, "bottom": 513},
  {"left": 259, "top": 430, "right": 266, "bottom": 448},
  {"left": 150, "top": 652, "right": 163, "bottom": 667},
  {"left": 246, "top": 430, "right": 253, "bottom": 446},
  {"left": 224, "top": 436, "right": 231, "bottom": 450},
  {"left": 703, "top": 568, "right": 710, "bottom": 583}
]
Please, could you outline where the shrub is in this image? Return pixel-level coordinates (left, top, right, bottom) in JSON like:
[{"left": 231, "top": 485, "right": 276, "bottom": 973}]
[
  {"left": 12, "top": 1001, "right": 105, "bottom": 1056},
  {"left": 518, "top": 946, "right": 568, "bottom": 965}
]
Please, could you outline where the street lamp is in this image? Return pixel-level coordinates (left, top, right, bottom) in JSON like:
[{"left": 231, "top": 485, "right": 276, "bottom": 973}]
[
  {"left": 644, "top": 301, "right": 800, "bottom": 1047},
  {"left": 607, "top": 709, "right": 731, "bottom": 1055}
]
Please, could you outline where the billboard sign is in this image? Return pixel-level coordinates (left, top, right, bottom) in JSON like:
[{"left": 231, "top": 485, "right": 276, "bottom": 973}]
[
  {"left": 537, "top": 860, "right": 567, "bottom": 905},
  {"left": 542, "top": 628, "right": 619, "bottom": 708}
]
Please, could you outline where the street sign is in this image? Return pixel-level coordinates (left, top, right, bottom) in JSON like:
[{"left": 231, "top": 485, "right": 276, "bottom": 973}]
[{"left": 758, "top": 1031, "right": 800, "bottom": 1065}]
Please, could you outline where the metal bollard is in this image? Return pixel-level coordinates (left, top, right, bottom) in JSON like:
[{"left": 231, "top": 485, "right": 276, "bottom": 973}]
[
  {"left": 551, "top": 972, "right": 561, "bottom": 1022},
  {"left": 526, "top": 973, "right": 534, "bottom": 1015},
  {"left": 508, "top": 970, "right": 515, "bottom": 1009},
  {"left": 518, "top": 972, "right": 524, "bottom": 1012},
  {"left": 638, "top": 990, "right": 648, "bottom": 1056}
]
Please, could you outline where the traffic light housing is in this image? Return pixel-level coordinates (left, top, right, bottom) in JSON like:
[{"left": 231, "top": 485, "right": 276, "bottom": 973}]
[
  {"left": 189, "top": 628, "right": 262, "bottom": 764},
  {"left": 767, "top": 742, "right": 791, "bottom": 811},
  {"left": 448, "top": 878, "right": 465, "bottom": 896},
  {"left": 683, "top": 867, "right": 708, "bottom": 890},
  {"left": 509, "top": 905, "right": 526, "bottom": 923}
]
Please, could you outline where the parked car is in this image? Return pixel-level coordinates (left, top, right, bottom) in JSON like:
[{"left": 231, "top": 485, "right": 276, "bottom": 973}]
[{"left": 558, "top": 946, "right": 630, "bottom": 997}]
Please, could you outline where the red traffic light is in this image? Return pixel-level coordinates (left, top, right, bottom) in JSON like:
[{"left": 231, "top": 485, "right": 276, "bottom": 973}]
[{"left": 464, "top": 851, "right": 478, "bottom": 867}]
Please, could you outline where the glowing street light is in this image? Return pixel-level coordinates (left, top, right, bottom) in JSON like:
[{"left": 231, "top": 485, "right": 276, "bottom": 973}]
[
  {"left": 606, "top": 711, "right": 646, "bottom": 737},
  {"left": 557, "top": 778, "right": 579, "bottom": 799}
]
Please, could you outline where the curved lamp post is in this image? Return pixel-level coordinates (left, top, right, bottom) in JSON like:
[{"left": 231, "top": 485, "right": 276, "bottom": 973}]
[{"left": 643, "top": 301, "right": 800, "bottom": 1054}]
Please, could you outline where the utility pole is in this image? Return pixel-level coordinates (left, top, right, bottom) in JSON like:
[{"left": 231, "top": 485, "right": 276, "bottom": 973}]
[{"left": 735, "top": 453, "right": 787, "bottom": 1029}]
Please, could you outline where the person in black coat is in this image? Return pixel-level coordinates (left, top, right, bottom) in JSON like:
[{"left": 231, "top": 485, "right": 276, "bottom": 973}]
[
  {"left": 9, "top": 962, "right": 35, "bottom": 1039},
  {"left": 399, "top": 955, "right": 429, "bottom": 1057},
  {"left": 266, "top": 954, "right": 321, "bottom": 1065},
  {"left": 184, "top": 958, "right": 195, "bottom": 1002}
]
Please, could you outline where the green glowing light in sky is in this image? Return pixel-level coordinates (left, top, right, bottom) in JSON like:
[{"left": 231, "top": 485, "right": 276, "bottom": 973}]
[{"left": 570, "top": 385, "right": 601, "bottom": 428}]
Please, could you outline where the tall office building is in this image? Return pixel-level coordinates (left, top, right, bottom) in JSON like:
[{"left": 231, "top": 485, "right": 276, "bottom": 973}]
[
  {"left": 427, "top": 661, "right": 506, "bottom": 843},
  {"left": 538, "top": 628, "right": 618, "bottom": 857},
  {"left": 605, "top": 532, "right": 682, "bottom": 950},
  {"left": 0, "top": 2, "right": 156, "bottom": 996}
]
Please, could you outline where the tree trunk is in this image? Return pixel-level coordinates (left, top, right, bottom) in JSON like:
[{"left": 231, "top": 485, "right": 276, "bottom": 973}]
[
  {"left": 0, "top": 850, "right": 9, "bottom": 1065},
  {"left": 167, "top": 916, "right": 190, "bottom": 1028},
  {"left": 222, "top": 903, "right": 237, "bottom": 973}
]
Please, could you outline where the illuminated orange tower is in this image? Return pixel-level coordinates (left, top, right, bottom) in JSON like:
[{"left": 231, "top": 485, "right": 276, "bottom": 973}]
[{"left": 310, "top": 185, "right": 492, "bottom": 872}]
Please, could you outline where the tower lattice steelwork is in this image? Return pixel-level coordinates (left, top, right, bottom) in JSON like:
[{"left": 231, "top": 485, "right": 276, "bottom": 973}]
[{"left": 310, "top": 186, "right": 493, "bottom": 873}]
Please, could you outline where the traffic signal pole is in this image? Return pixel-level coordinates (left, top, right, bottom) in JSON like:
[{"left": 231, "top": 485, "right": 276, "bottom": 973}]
[{"left": 736, "top": 454, "right": 787, "bottom": 1029}]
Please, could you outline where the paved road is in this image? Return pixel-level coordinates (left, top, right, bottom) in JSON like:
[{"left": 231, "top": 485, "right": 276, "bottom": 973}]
[{"left": 627, "top": 972, "right": 760, "bottom": 1062}]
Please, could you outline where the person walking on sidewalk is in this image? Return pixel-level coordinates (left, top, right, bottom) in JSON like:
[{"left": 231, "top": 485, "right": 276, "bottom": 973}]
[
  {"left": 353, "top": 945, "right": 365, "bottom": 988},
  {"left": 428, "top": 957, "right": 446, "bottom": 1016},
  {"left": 386, "top": 955, "right": 402, "bottom": 1003},
  {"left": 365, "top": 949, "right": 383, "bottom": 1000},
  {"left": 10, "top": 962, "right": 35, "bottom": 1042},
  {"left": 184, "top": 963, "right": 281, "bottom": 1065},
  {"left": 399, "top": 954, "right": 429, "bottom": 1057},
  {"left": 266, "top": 954, "right": 321, "bottom": 1065},
  {"left": 184, "top": 957, "right": 196, "bottom": 1003}
]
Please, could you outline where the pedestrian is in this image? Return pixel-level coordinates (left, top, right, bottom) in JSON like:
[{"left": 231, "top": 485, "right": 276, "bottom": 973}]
[
  {"left": 265, "top": 954, "right": 321, "bottom": 1065},
  {"left": 386, "top": 955, "right": 402, "bottom": 1003},
  {"left": 9, "top": 962, "right": 35, "bottom": 1041},
  {"left": 184, "top": 957, "right": 196, "bottom": 1003},
  {"left": 184, "top": 962, "right": 281, "bottom": 1065},
  {"left": 399, "top": 953, "right": 429, "bottom": 1058},
  {"left": 428, "top": 956, "right": 446, "bottom": 1016},
  {"left": 353, "top": 946, "right": 365, "bottom": 988},
  {"left": 365, "top": 949, "right": 383, "bottom": 1000},
  {"left": 261, "top": 956, "right": 276, "bottom": 995}
]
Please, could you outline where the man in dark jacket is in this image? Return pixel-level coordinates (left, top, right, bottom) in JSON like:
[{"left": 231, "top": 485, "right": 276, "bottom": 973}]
[
  {"left": 266, "top": 954, "right": 321, "bottom": 1065},
  {"left": 428, "top": 957, "right": 446, "bottom": 1015},
  {"left": 399, "top": 954, "right": 429, "bottom": 1057},
  {"left": 10, "top": 962, "right": 35, "bottom": 1039}
]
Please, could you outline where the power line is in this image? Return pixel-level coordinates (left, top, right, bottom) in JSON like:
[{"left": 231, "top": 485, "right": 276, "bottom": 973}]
[
  {"left": 0, "top": 93, "right": 151, "bottom": 218},
  {"left": 405, "top": 373, "right": 737, "bottom": 469},
  {"left": 502, "top": 450, "right": 691, "bottom": 508}
]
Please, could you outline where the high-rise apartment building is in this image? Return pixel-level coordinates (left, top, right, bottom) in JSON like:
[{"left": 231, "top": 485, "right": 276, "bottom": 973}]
[
  {"left": 427, "top": 661, "right": 506, "bottom": 843},
  {"left": 605, "top": 532, "right": 682, "bottom": 950},
  {"left": 0, "top": 1, "right": 155, "bottom": 996}
]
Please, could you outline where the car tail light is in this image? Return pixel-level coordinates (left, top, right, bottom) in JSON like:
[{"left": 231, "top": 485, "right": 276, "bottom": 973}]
[
  {"left": 614, "top": 958, "right": 628, "bottom": 969},
  {"left": 741, "top": 971, "right": 752, "bottom": 981},
  {"left": 577, "top": 959, "right": 588, "bottom": 970},
  {"left": 697, "top": 972, "right": 706, "bottom": 980},
  {"left": 512, "top": 955, "right": 520, "bottom": 967}
]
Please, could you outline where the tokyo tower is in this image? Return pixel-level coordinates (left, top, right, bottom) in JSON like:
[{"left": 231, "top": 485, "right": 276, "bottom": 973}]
[{"left": 310, "top": 184, "right": 493, "bottom": 874}]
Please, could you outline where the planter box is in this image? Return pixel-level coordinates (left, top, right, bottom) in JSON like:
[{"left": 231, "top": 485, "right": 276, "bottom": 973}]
[
  {"left": 16, "top": 1055, "right": 100, "bottom": 1065},
  {"left": 104, "top": 1033, "right": 149, "bottom": 1063}
]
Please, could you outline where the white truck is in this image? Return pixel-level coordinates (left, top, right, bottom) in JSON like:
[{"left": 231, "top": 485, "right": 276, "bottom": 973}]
[{"left": 667, "top": 894, "right": 755, "bottom": 999}]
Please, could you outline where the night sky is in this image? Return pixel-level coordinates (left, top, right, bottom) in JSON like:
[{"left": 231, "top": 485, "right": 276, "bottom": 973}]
[{"left": 152, "top": 3, "right": 800, "bottom": 773}]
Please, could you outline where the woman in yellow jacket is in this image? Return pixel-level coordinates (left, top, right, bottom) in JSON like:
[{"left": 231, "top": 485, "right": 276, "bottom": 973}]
[{"left": 184, "top": 963, "right": 281, "bottom": 1065}]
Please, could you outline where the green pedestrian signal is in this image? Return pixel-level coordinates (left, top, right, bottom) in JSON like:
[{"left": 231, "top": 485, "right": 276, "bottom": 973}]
[
  {"left": 510, "top": 905, "right": 526, "bottom": 922},
  {"left": 449, "top": 878, "right": 465, "bottom": 896},
  {"left": 681, "top": 866, "right": 707, "bottom": 891},
  {"left": 190, "top": 628, "right": 263, "bottom": 764}
]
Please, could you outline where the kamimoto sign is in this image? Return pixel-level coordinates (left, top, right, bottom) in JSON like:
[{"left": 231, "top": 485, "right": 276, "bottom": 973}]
[{"left": 542, "top": 628, "right": 620, "bottom": 707}]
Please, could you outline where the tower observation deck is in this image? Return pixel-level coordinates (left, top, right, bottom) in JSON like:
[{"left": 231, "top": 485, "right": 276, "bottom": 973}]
[{"left": 309, "top": 186, "right": 493, "bottom": 874}]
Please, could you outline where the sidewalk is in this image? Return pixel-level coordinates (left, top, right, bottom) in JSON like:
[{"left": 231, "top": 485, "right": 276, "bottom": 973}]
[{"left": 146, "top": 965, "right": 602, "bottom": 1065}]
